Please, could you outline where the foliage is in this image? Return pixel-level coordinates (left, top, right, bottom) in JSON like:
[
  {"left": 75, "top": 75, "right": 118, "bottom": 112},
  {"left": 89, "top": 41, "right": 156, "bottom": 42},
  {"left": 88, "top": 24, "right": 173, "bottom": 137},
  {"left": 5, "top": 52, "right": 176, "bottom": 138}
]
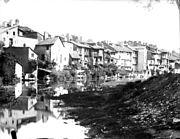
[
  {"left": 0, "top": 52, "right": 19, "bottom": 84},
  {"left": 104, "top": 63, "right": 118, "bottom": 76},
  {"left": 38, "top": 59, "right": 56, "bottom": 70},
  {"left": 29, "top": 59, "right": 38, "bottom": 71}
]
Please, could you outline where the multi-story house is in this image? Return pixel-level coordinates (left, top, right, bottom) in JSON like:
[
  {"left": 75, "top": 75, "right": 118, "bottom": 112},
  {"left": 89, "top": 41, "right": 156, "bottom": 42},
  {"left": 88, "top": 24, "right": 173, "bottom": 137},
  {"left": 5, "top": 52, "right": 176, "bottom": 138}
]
[
  {"left": 87, "top": 41, "right": 104, "bottom": 66},
  {"left": 35, "top": 36, "right": 68, "bottom": 71},
  {"left": 69, "top": 41, "right": 91, "bottom": 69},
  {"left": 0, "top": 19, "right": 43, "bottom": 50},
  {"left": 126, "top": 46, "right": 138, "bottom": 72},
  {"left": 63, "top": 41, "right": 80, "bottom": 68},
  {"left": 159, "top": 49, "right": 169, "bottom": 72},
  {"left": 100, "top": 41, "right": 117, "bottom": 65},
  {"left": 112, "top": 44, "right": 133, "bottom": 71}
]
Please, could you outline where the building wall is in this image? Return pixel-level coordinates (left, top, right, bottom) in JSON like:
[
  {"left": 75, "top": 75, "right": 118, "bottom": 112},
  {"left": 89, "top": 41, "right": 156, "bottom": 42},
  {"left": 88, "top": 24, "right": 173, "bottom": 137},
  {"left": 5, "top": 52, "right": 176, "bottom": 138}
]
[
  {"left": 0, "top": 26, "right": 38, "bottom": 49},
  {"left": 137, "top": 48, "right": 147, "bottom": 72},
  {"left": 51, "top": 38, "right": 68, "bottom": 71},
  {"left": 0, "top": 106, "right": 37, "bottom": 130}
]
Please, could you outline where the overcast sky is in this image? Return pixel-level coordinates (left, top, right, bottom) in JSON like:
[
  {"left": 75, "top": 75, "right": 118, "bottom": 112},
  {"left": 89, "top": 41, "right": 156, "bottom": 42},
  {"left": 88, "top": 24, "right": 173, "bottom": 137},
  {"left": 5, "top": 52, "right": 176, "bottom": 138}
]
[{"left": 0, "top": 0, "right": 179, "bottom": 51}]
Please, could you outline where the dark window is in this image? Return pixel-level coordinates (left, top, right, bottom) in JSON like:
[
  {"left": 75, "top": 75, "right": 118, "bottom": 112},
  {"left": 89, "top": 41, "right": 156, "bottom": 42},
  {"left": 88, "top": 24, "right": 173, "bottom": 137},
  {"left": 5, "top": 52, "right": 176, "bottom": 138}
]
[
  {"left": 31, "top": 53, "right": 34, "bottom": 58},
  {"left": 23, "top": 43, "right": 26, "bottom": 47},
  {"left": 42, "top": 54, "right": 45, "bottom": 61},
  {"left": 6, "top": 31, "right": 8, "bottom": 34},
  {"left": 46, "top": 46, "right": 49, "bottom": 50},
  {"left": 9, "top": 38, "right": 13, "bottom": 46},
  {"left": 13, "top": 31, "right": 15, "bottom": 36}
]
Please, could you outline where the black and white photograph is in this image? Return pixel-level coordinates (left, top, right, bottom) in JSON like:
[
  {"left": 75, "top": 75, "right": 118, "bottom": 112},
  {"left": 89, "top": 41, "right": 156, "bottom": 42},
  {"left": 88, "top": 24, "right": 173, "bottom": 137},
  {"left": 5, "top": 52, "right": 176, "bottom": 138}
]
[{"left": 0, "top": 0, "right": 180, "bottom": 138}]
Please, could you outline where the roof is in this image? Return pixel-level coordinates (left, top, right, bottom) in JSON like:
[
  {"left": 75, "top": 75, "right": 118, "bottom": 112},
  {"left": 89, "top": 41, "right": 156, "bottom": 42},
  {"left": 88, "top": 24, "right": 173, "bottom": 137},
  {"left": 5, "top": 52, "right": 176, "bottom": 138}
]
[
  {"left": 102, "top": 42, "right": 116, "bottom": 52},
  {"left": 18, "top": 26, "right": 35, "bottom": 32},
  {"left": 70, "top": 52, "right": 80, "bottom": 59},
  {"left": 11, "top": 96, "right": 29, "bottom": 110},
  {"left": 159, "top": 49, "right": 168, "bottom": 53},
  {"left": 168, "top": 55, "right": 177, "bottom": 61},
  {"left": 113, "top": 45, "right": 133, "bottom": 53},
  {"left": 0, "top": 25, "right": 18, "bottom": 34},
  {"left": 36, "top": 37, "right": 57, "bottom": 46},
  {"left": 89, "top": 44, "right": 104, "bottom": 50},
  {"left": 5, "top": 46, "right": 35, "bottom": 54},
  {"left": 70, "top": 41, "right": 90, "bottom": 49}
]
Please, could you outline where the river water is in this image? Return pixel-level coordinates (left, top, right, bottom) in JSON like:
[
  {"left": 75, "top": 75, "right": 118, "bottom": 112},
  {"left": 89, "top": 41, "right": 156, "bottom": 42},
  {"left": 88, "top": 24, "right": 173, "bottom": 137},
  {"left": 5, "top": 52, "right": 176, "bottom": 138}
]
[{"left": 0, "top": 81, "right": 90, "bottom": 139}]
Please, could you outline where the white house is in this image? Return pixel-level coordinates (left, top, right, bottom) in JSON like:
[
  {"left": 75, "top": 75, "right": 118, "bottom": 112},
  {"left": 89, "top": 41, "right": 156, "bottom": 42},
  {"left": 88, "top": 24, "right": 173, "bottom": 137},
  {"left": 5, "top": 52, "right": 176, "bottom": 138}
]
[
  {"left": 0, "top": 20, "right": 43, "bottom": 50},
  {"left": 35, "top": 36, "right": 68, "bottom": 71}
]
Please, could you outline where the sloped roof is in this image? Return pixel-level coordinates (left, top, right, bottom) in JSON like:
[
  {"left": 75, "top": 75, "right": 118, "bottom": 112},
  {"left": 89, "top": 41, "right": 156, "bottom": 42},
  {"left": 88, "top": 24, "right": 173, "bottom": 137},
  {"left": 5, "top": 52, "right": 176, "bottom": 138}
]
[
  {"left": 70, "top": 41, "right": 90, "bottom": 48},
  {"left": 36, "top": 37, "right": 57, "bottom": 46},
  {"left": 168, "top": 55, "right": 177, "bottom": 61},
  {"left": 0, "top": 25, "right": 18, "bottom": 34},
  {"left": 11, "top": 97, "right": 29, "bottom": 110},
  {"left": 113, "top": 45, "right": 132, "bottom": 53},
  {"left": 89, "top": 44, "right": 104, "bottom": 50},
  {"left": 18, "top": 26, "right": 35, "bottom": 32},
  {"left": 102, "top": 42, "right": 116, "bottom": 52},
  {"left": 159, "top": 49, "right": 168, "bottom": 53}
]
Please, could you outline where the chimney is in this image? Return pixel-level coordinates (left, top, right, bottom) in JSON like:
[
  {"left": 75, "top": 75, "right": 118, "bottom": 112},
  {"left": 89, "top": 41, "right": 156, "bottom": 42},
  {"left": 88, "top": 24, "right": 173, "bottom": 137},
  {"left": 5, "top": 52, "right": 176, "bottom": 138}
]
[
  {"left": 7, "top": 19, "right": 12, "bottom": 27},
  {"left": 15, "top": 19, "right": 19, "bottom": 26},
  {"left": 2, "top": 21, "right": 8, "bottom": 27}
]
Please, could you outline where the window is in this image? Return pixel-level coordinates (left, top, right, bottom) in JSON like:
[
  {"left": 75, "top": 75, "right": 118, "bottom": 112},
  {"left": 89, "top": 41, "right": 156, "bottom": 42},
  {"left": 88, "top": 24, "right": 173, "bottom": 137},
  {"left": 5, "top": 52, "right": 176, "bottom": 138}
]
[
  {"left": 42, "top": 54, "right": 45, "bottom": 61},
  {"left": 13, "top": 31, "right": 15, "bottom": 36},
  {"left": 9, "top": 38, "right": 13, "bottom": 46},
  {"left": 31, "top": 53, "right": 34, "bottom": 58},
  {"left": 6, "top": 31, "right": 8, "bottom": 34},
  {"left": 23, "top": 43, "right": 26, "bottom": 47},
  {"left": 46, "top": 46, "right": 49, "bottom": 50}
]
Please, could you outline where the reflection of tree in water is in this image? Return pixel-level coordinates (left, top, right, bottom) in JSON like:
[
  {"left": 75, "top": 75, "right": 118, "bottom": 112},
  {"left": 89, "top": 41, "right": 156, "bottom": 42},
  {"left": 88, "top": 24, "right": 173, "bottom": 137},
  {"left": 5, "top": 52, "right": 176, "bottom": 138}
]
[{"left": 0, "top": 110, "right": 4, "bottom": 118}]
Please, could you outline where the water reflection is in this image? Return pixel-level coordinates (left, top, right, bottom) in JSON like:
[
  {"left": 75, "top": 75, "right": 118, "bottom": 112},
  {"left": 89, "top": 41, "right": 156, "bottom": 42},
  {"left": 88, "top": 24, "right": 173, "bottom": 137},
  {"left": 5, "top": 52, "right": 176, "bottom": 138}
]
[{"left": 0, "top": 81, "right": 88, "bottom": 139}]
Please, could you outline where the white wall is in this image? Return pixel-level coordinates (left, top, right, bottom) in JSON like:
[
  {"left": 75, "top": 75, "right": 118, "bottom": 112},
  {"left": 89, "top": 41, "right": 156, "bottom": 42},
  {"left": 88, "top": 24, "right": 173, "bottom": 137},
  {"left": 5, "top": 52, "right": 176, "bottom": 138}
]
[{"left": 0, "top": 26, "right": 38, "bottom": 50}]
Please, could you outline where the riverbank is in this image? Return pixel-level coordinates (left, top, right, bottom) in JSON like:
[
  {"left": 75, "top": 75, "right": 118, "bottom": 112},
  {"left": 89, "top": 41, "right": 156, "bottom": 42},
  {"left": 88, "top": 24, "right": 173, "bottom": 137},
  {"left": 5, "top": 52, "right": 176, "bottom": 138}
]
[{"left": 59, "top": 73, "right": 180, "bottom": 138}]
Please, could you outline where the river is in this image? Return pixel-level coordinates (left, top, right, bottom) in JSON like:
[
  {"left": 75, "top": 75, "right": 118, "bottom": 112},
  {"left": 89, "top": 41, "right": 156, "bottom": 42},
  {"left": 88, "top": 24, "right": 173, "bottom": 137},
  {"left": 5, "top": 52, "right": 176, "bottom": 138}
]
[{"left": 0, "top": 81, "right": 90, "bottom": 139}]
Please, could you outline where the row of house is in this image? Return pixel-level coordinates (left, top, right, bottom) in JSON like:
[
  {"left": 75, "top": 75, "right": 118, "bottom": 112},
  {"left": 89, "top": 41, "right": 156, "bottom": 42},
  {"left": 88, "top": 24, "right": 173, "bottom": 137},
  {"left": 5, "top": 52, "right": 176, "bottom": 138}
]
[{"left": 0, "top": 19, "right": 180, "bottom": 79}]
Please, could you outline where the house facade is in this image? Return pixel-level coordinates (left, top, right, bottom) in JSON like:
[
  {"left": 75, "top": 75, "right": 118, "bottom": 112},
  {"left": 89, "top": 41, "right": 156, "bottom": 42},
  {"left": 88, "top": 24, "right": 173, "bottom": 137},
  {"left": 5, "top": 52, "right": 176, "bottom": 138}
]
[
  {"left": 0, "top": 20, "right": 43, "bottom": 50},
  {"left": 69, "top": 41, "right": 91, "bottom": 69},
  {"left": 87, "top": 42, "right": 104, "bottom": 66},
  {"left": 35, "top": 36, "right": 68, "bottom": 71},
  {"left": 63, "top": 41, "right": 80, "bottom": 68},
  {"left": 112, "top": 44, "right": 133, "bottom": 71}
]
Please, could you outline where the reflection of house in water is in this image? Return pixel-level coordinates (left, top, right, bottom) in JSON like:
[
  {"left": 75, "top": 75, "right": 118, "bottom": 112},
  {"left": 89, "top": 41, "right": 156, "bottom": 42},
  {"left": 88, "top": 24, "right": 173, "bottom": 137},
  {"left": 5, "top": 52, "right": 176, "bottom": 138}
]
[
  {"left": 35, "top": 94, "right": 65, "bottom": 119},
  {"left": 0, "top": 96, "right": 37, "bottom": 132},
  {"left": 15, "top": 82, "right": 22, "bottom": 98}
]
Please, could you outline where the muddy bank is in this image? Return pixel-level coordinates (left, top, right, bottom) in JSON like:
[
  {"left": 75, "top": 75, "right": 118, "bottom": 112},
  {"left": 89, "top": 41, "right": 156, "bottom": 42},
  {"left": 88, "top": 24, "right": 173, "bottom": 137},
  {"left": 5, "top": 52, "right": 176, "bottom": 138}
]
[{"left": 59, "top": 73, "right": 180, "bottom": 138}]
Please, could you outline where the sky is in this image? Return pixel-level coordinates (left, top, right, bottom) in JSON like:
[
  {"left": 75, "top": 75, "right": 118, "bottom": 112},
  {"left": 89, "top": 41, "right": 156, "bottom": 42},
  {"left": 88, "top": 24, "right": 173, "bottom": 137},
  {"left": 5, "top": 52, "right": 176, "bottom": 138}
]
[{"left": 0, "top": 0, "right": 179, "bottom": 51}]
